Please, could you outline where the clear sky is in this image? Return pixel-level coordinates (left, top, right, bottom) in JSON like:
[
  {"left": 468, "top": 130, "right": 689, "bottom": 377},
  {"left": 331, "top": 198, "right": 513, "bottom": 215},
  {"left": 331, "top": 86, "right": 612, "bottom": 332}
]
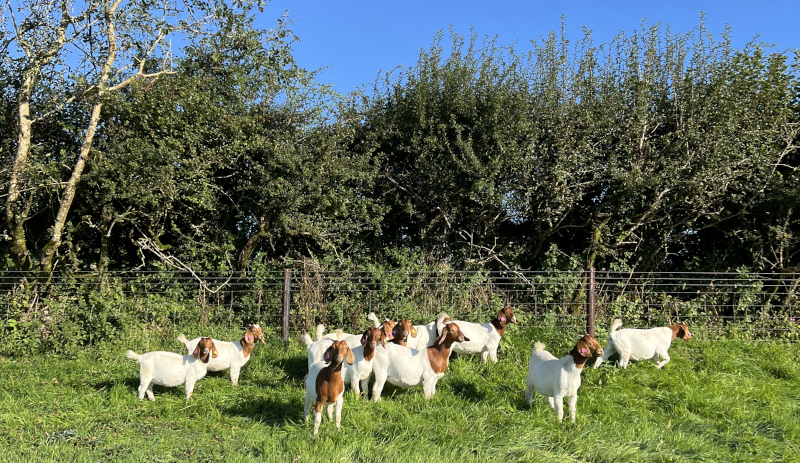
[{"left": 259, "top": 0, "right": 799, "bottom": 95}]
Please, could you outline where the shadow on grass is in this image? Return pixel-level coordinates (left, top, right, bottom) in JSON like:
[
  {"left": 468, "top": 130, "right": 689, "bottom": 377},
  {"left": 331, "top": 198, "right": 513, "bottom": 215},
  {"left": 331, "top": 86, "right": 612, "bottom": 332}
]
[
  {"left": 262, "top": 355, "right": 308, "bottom": 383},
  {"left": 90, "top": 377, "right": 139, "bottom": 393},
  {"left": 221, "top": 397, "right": 299, "bottom": 427},
  {"left": 448, "top": 378, "right": 486, "bottom": 402},
  {"left": 95, "top": 376, "right": 200, "bottom": 400}
]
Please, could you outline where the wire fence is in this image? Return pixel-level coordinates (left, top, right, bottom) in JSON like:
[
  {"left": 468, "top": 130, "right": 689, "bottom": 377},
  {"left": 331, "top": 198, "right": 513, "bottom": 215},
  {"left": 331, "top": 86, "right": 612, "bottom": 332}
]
[{"left": 2, "top": 269, "right": 799, "bottom": 346}]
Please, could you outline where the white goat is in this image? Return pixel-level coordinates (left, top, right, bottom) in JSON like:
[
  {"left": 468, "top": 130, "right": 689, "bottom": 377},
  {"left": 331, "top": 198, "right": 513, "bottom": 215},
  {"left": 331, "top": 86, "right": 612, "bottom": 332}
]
[
  {"left": 371, "top": 322, "right": 469, "bottom": 402},
  {"left": 177, "top": 324, "right": 265, "bottom": 385},
  {"left": 304, "top": 337, "right": 355, "bottom": 435},
  {"left": 451, "top": 306, "right": 517, "bottom": 363},
  {"left": 303, "top": 326, "right": 386, "bottom": 397},
  {"left": 525, "top": 335, "right": 604, "bottom": 422},
  {"left": 126, "top": 337, "right": 217, "bottom": 400},
  {"left": 406, "top": 312, "right": 452, "bottom": 350},
  {"left": 594, "top": 319, "right": 693, "bottom": 370}
]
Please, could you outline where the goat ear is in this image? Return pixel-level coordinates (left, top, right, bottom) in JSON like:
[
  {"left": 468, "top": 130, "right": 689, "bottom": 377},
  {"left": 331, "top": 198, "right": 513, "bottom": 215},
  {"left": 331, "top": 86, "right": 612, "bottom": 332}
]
[
  {"left": 346, "top": 347, "right": 355, "bottom": 365},
  {"left": 411, "top": 326, "right": 417, "bottom": 338},
  {"left": 576, "top": 339, "right": 591, "bottom": 357},
  {"left": 211, "top": 341, "right": 218, "bottom": 359},
  {"left": 437, "top": 325, "right": 449, "bottom": 345},
  {"left": 192, "top": 347, "right": 199, "bottom": 358},
  {"left": 323, "top": 346, "right": 333, "bottom": 364}
]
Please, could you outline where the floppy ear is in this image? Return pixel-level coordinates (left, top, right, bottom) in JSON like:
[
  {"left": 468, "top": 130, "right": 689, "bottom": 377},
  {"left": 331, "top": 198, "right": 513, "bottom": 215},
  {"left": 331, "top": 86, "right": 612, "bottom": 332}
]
[
  {"left": 211, "top": 341, "right": 218, "bottom": 359},
  {"left": 380, "top": 331, "right": 387, "bottom": 347},
  {"left": 437, "top": 325, "right": 449, "bottom": 345},
  {"left": 192, "top": 347, "right": 199, "bottom": 358},
  {"left": 346, "top": 347, "right": 355, "bottom": 365},
  {"left": 323, "top": 345, "right": 334, "bottom": 363},
  {"left": 576, "top": 339, "right": 591, "bottom": 357},
  {"left": 411, "top": 326, "right": 417, "bottom": 337}
]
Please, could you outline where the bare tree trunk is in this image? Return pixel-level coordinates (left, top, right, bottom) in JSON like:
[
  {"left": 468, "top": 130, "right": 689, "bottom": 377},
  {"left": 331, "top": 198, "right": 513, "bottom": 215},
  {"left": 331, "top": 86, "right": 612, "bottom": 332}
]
[{"left": 6, "top": 72, "right": 36, "bottom": 272}]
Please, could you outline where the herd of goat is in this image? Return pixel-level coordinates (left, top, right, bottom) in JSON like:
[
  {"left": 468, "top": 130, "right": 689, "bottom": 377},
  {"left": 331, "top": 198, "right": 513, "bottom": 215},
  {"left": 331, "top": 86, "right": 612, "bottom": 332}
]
[{"left": 125, "top": 307, "right": 693, "bottom": 435}]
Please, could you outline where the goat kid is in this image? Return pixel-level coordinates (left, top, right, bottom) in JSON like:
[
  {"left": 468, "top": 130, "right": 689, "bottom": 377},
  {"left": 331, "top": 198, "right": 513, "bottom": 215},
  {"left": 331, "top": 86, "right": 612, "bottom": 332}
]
[
  {"left": 525, "top": 335, "right": 604, "bottom": 422},
  {"left": 594, "top": 319, "right": 692, "bottom": 370},
  {"left": 451, "top": 306, "right": 517, "bottom": 363},
  {"left": 126, "top": 337, "right": 218, "bottom": 400},
  {"left": 371, "top": 322, "right": 470, "bottom": 402},
  {"left": 304, "top": 339, "right": 355, "bottom": 435},
  {"left": 303, "top": 326, "right": 387, "bottom": 397},
  {"left": 177, "top": 324, "right": 265, "bottom": 385}
]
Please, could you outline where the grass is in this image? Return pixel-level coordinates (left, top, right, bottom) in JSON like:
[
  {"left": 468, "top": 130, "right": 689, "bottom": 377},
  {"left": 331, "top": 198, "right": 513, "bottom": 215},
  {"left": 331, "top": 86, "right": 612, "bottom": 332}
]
[{"left": 0, "top": 324, "right": 798, "bottom": 462}]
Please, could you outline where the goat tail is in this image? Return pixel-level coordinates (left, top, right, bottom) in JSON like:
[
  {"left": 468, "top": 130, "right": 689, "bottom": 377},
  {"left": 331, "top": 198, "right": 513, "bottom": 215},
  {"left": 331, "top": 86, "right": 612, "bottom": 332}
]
[
  {"left": 610, "top": 319, "right": 623, "bottom": 334},
  {"left": 367, "top": 312, "right": 381, "bottom": 328},
  {"left": 315, "top": 324, "right": 326, "bottom": 341},
  {"left": 533, "top": 342, "right": 546, "bottom": 352},
  {"left": 301, "top": 333, "right": 314, "bottom": 348},
  {"left": 177, "top": 333, "right": 189, "bottom": 346},
  {"left": 125, "top": 350, "right": 140, "bottom": 361}
]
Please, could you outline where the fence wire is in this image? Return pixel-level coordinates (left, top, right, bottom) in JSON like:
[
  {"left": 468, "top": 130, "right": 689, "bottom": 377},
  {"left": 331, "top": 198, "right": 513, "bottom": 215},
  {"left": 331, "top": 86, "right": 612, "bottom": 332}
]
[{"left": 2, "top": 270, "right": 799, "bottom": 343}]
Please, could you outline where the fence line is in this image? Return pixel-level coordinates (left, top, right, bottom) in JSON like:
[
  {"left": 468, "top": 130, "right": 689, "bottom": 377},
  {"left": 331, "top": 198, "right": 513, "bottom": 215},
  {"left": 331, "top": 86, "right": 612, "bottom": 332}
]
[{"left": 2, "top": 270, "right": 799, "bottom": 344}]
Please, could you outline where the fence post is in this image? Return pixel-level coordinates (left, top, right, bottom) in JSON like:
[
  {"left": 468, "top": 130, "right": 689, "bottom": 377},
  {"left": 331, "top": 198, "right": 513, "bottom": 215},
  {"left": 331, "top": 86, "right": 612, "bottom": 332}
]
[
  {"left": 282, "top": 269, "right": 292, "bottom": 341},
  {"left": 586, "top": 268, "right": 596, "bottom": 337}
]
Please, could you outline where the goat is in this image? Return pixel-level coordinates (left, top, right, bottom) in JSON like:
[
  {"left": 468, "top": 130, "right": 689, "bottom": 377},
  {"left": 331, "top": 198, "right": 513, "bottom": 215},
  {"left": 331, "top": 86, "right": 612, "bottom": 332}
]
[
  {"left": 371, "top": 322, "right": 470, "bottom": 402},
  {"left": 525, "top": 335, "right": 604, "bottom": 422},
  {"left": 177, "top": 324, "right": 265, "bottom": 385},
  {"left": 126, "top": 337, "right": 218, "bottom": 400},
  {"left": 304, "top": 338, "right": 355, "bottom": 435},
  {"left": 387, "top": 319, "right": 417, "bottom": 347},
  {"left": 593, "top": 319, "right": 692, "bottom": 370},
  {"left": 303, "top": 326, "right": 387, "bottom": 397},
  {"left": 451, "top": 306, "right": 517, "bottom": 363}
]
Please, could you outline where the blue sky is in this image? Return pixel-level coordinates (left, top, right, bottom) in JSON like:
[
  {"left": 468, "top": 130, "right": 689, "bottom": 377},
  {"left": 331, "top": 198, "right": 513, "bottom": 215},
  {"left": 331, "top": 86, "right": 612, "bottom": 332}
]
[{"left": 259, "top": 0, "right": 799, "bottom": 95}]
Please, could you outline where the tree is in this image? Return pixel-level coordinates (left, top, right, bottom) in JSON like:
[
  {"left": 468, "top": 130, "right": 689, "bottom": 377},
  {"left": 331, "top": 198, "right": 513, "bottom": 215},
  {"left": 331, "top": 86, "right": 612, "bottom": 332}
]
[{"left": 2, "top": 0, "right": 264, "bottom": 277}]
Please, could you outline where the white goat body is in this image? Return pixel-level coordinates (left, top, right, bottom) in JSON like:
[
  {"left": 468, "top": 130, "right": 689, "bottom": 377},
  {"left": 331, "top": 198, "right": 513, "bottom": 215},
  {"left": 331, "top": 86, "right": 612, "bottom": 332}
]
[
  {"left": 594, "top": 319, "right": 692, "bottom": 370},
  {"left": 525, "top": 336, "right": 603, "bottom": 422},
  {"left": 315, "top": 312, "right": 386, "bottom": 346},
  {"left": 177, "top": 325, "right": 264, "bottom": 385},
  {"left": 451, "top": 307, "right": 517, "bottom": 363},
  {"left": 370, "top": 323, "right": 469, "bottom": 401},
  {"left": 125, "top": 337, "right": 216, "bottom": 400},
  {"left": 406, "top": 313, "right": 452, "bottom": 350}
]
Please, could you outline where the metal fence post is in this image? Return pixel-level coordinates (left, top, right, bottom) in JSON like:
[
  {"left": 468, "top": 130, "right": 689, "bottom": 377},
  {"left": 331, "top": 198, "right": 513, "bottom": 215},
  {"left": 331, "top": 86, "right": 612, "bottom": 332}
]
[
  {"left": 282, "top": 269, "right": 292, "bottom": 341},
  {"left": 587, "top": 268, "right": 596, "bottom": 336}
]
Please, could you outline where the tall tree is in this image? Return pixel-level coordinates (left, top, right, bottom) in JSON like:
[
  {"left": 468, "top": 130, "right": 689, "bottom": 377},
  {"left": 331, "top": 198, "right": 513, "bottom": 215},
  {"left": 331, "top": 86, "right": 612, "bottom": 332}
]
[{"left": 2, "top": 0, "right": 262, "bottom": 276}]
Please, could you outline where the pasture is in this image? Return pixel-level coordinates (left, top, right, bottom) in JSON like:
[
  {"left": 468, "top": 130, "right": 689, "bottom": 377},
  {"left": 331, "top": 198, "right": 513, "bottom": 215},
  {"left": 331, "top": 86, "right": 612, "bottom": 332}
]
[{"left": 0, "top": 324, "right": 798, "bottom": 462}]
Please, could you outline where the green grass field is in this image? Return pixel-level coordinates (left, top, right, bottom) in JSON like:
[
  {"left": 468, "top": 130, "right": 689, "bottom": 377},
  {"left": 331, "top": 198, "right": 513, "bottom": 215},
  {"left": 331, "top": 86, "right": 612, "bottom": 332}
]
[{"left": 1, "top": 325, "right": 798, "bottom": 462}]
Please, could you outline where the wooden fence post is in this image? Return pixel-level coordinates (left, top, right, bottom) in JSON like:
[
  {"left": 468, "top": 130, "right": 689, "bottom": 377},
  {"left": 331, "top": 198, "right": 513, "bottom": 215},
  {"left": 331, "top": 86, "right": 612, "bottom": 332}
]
[
  {"left": 587, "top": 268, "right": 596, "bottom": 337},
  {"left": 282, "top": 269, "right": 292, "bottom": 341}
]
